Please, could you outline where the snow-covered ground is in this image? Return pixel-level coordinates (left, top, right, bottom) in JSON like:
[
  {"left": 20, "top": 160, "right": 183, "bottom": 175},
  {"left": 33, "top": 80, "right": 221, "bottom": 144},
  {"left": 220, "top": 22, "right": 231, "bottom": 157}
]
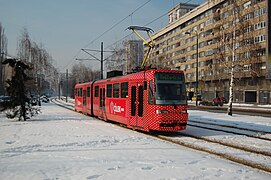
[
  {"left": 188, "top": 110, "right": 271, "bottom": 132},
  {"left": 0, "top": 103, "right": 271, "bottom": 179}
]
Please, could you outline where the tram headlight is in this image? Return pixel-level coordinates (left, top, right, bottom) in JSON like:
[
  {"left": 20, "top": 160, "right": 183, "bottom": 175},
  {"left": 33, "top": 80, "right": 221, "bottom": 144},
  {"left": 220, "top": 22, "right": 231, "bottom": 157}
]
[
  {"left": 156, "top": 110, "right": 169, "bottom": 114},
  {"left": 180, "top": 110, "right": 187, "bottom": 114}
]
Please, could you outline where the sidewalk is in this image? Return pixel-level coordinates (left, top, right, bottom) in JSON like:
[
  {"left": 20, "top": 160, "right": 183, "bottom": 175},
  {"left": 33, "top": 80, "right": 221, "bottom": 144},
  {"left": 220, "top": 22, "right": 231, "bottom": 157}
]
[{"left": 188, "top": 101, "right": 271, "bottom": 115}]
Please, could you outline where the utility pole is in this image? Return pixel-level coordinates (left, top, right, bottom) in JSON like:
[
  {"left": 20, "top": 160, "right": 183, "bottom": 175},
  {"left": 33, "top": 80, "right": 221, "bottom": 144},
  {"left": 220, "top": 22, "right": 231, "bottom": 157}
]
[
  {"left": 66, "top": 69, "right": 68, "bottom": 103},
  {"left": 58, "top": 79, "right": 61, "bottom": 100},
  {"left": 101, "top": 42, "right": 103, "bottom": 79},
  {"left": 78, "top": 42, "right": 115, "bottom": 80},
  {"left": 185, "top": 31, "right": 199, "bottom": 106}
]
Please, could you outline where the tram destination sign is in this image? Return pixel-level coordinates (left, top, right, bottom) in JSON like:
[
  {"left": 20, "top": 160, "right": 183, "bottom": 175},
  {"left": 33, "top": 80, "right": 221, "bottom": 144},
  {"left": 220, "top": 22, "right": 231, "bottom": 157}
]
[{"left": 156, "top": 73, "right": 182, "bottom": 81}]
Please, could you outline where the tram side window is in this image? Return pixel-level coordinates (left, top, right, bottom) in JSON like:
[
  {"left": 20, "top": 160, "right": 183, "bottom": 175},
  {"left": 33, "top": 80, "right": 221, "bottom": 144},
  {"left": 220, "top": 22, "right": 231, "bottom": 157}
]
[
  {"left": 113, "top": 83, "right": 119, "bottom": 98},
  {"left": 121, "top": 82, "right": 128, "bottom": 98},
  {"left": 148, "top": 80, "right": 153, "bottom": 104},
  {"left": 94, "top": 86, "right": 99, "bottom": 97},
  {"left": 78, "top": 88, "right": 82, "bottom": 97},
  {"left": 87, "top": 87, "right": 90, "bottom": 97},
  {"left": 74, "top": 89, "right": 77, "bottom": 97},
  {"left": 106, "top": 84, "right": 112, "bottom": 98}
]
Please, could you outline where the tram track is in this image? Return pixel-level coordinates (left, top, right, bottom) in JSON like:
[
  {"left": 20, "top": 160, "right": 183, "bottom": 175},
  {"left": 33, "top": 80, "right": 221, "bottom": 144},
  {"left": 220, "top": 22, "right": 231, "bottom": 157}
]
[
  {"left": 156, "top": 133, "right": 271, "bottom": 173},
  {"left": 52, "top": 98, "right": 271, "bottom": 173},
  {"left": 188, "top": 120, "right": 271, "bottom": 141},
  {"left": 171, "top": 128, "right": 271, "bottom": 157}
]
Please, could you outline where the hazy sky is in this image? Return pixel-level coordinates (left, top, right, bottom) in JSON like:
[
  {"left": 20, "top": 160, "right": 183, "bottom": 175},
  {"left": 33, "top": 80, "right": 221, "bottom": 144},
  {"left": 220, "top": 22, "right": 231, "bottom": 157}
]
[{"left": 0, "top": 0, "right": 206, "bottom": 72}]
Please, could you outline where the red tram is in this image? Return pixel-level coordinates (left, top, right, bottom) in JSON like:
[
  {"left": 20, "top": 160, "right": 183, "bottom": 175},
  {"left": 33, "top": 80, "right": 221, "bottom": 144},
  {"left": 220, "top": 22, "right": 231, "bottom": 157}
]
[{"left": 74, "top": 69, "right": 188, "bottom": 132}]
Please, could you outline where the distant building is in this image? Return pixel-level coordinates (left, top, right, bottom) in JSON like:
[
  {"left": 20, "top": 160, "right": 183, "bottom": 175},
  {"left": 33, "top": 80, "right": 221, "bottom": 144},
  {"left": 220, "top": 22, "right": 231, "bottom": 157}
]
[
  {"left": 168, "top": 3, "right": 199, "bottom": 24},
  {"left": 125, "top": 40, "right": 144, "bottom": 74},
  {"left": 147, "top": 0, "right": 270, "bottom": 104},
  {"left": 0, "top": 56, "right": 13, "bottom": 95}
]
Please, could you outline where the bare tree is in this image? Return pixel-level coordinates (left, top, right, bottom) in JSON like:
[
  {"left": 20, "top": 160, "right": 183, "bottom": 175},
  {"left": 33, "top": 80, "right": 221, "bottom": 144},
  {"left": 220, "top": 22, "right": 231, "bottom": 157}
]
[
  {"left": 17, "top": 28, "right": 59, "bottom": 97},
  {"left": 214, "top": 1, "right": 264, "bottom": 115},
  {"left": 105, "top": 41, "right": 126, "bottom": 73},
  {"left": 0, "top": 22, "right": 8, "bottom": 95},
  {"left": 69, "top": 63, "right": 100, "bottom": 98},
  {"left": 17, "top": 28, "right": 31, "bottom": 62}
]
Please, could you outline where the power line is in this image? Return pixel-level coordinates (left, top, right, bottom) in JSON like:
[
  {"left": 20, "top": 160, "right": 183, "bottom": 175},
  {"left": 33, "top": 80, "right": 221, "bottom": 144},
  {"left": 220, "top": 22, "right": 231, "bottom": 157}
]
[
  {"left": 64, "top": 0, "right": 151, "bottom": 70},
  {"left": 105, "top": 0, "right": 196, "bottom": 51},
  {"left": 82, "top": 0, "right": 151, "bottom": 48},
  {"left": 65, "top": 0, "right": 197, "bottom": 70}
]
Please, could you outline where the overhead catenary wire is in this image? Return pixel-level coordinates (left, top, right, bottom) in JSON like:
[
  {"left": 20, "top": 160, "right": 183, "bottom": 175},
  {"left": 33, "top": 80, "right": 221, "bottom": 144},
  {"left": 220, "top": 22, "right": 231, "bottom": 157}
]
[
  {"left": 82, "top": 0, "right": 152, "bottom": 49},
  {"left": 65, "top": 0, "right": 197, "bottom": 70},
  {"left": 63, "top": 0, "right": 151, "bottom": 70},
  {"left": 106, "top": 0, "right": 196, "bottom": 50}
]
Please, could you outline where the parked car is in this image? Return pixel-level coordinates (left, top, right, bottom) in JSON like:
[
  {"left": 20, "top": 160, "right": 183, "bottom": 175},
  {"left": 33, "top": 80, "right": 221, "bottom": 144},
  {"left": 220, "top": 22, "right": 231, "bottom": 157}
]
[
  {"left": 30, "top": 98, "right": 38, "bottom": 106},
  {"left": 213, "top": 97, "right": 223, "bottom": 106},
  {"left": 41, "top": 96, "right": 49, "bottom": 103},
  {"left": 0, "top": 96, "right": 11, "bottom": 108},
  {"left": 192, "top": 95, "right": 202, "bottom": 101}
]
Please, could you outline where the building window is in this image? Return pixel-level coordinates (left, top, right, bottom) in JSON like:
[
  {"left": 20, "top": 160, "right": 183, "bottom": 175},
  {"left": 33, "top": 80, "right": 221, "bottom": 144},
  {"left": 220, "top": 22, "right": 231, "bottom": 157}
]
[
  {"left": 243, "top": 13, "right": 253, "bottom": 21},
  {"left": 244, "top": 25, "right": 252, "bottom": 33},
  {"left": 254, "top": 35, "right": 266, "bottom": 43},
  {"left": 205, "top": 49, "right": 213, "bottom": 56},
  {"left": 244, "top": 64, "right": 251, "bottom": 71},
  {"left": 199, "top": 52, "right": 205, "bottom": 57},
  {"left": 199, "top": 22, "right": 205, "bottom": 29},
  {"left": 199, "top": 42, "right": 205, "bottom": 48},
  {"left": 169, "top": 14, "right": 173, "bottom": 23},
  {"left": 244, "top": 52, "right": 250, "bottom": 59},
  {"left": 243, "top": 1, "right": 251, "bottom": 9},
  {"left": 192, "top": 44, "right": 197, "bottom": 50},
  {"left": 254, "top": 7, "right": 266, "bottom": 17},
  {"left": 193, "top": 25, "right": 198, "bottom": 31},
  {"left": 205, "top": 9, "right": 212, "bottom": 16},
  {"left": 223, "top": 11, "right": 229, "bottom": 18},
  {"left": 256, "top": 48, "right": 266, "bottom": 56},
  {"left": 192, "top": 54, "right": 197, "bottom": 59},
  {"left": 199, "top": 61, "right": 205, "bottom": 67},
  {"left": 254, "top": 21, "right": 266, "bottom": 30},
  {"left": 205, "top": 19, "right": 213, "bottom": 26}
]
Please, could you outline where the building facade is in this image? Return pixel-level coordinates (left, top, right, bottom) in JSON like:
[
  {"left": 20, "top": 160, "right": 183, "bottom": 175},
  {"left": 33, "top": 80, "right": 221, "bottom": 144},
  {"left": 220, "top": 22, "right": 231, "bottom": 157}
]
[
  {"left": 125, "top": 40, "right": 144, "bottom": 74},
  {"left": 147, "top": 0, "right": 270, "bottom": 104}
]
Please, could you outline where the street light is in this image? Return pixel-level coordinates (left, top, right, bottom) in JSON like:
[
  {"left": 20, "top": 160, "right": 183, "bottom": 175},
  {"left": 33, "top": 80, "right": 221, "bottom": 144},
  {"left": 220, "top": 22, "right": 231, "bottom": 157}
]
[{"left": 185, "top": 31, "right": 199, "bottom": 106}]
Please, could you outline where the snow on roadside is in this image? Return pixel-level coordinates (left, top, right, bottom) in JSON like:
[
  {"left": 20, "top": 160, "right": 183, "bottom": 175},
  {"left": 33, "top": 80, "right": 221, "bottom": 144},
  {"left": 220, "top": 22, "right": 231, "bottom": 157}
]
[
  {"left": 0, "top": 103, "right": 270, "bottom": 179},
  {"left": 188, "top": 110, "right": 271, "bottom": 133}
]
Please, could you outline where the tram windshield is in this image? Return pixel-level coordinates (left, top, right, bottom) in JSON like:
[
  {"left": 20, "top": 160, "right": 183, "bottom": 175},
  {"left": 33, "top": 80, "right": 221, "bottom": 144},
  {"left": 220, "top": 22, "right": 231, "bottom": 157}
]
[{"left": 155, "top": 73, "right": 187, "bottom": 105}]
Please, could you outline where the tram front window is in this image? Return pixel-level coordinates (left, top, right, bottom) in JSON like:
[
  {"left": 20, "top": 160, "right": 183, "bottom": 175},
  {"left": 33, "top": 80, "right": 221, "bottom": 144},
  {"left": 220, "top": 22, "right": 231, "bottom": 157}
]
[
  {"left": 154, "top": 72, "right": 186, "bottom": 105},
  {"left": 156, "top": 83, "right": 186, "bottom": 105}
]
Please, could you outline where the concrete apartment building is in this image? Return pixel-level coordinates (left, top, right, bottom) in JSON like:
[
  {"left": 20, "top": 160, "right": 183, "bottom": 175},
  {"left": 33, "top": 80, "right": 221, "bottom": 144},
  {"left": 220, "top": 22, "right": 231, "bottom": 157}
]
[
  {"left": 125, "top": 40, "right": 144, "bottom": 74},
  {"left": 147, "top": 0, "right": 270, "bottom": 104}
]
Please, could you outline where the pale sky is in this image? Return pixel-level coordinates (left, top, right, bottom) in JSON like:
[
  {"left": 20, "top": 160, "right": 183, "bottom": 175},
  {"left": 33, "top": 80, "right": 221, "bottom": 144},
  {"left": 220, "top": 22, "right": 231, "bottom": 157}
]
[{"left": 0, "top": 0, "right": 206, "bottom": 72}]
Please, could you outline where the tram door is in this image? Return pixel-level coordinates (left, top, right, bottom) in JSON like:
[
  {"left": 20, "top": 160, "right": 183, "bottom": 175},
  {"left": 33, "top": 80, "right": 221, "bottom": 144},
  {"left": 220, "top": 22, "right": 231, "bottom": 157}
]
[
  {"left": 99, "top": 88, "right": 105, "bottom": 117},
  {"left": 130, "top": 83, "right": 144, "bottom": 128},
  {"left": 83, "top": 90, "right": 87, "bottom": 112}
]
